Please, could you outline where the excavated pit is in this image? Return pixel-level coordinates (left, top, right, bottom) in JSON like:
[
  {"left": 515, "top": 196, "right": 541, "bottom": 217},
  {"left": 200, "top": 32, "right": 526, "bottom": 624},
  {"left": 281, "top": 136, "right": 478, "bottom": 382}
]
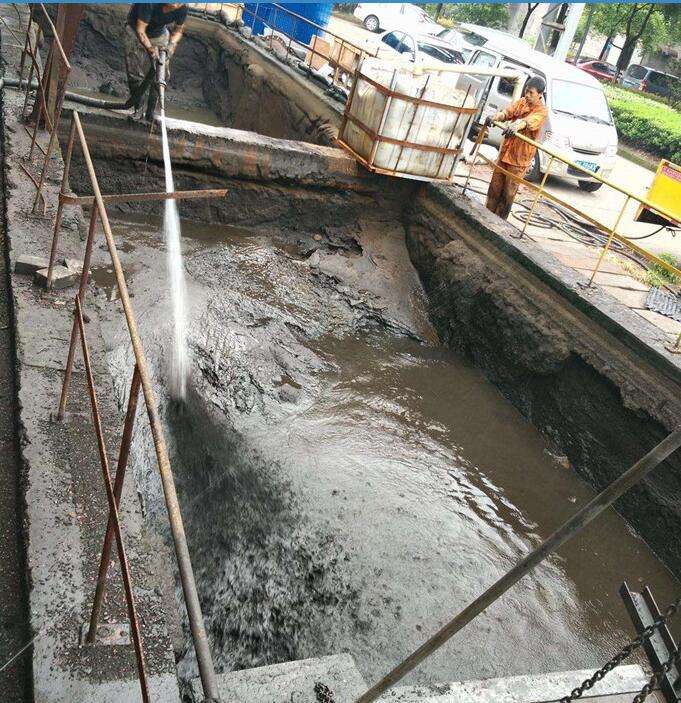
[{"left": 59, "top": 5, "right": 681, "bottom": 694}]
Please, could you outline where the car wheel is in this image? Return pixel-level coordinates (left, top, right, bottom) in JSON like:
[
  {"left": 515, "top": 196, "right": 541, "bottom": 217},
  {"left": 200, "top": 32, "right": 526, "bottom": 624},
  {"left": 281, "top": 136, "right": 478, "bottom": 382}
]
[
  {"left": 363, "top": 14, "right": 380, "bottom": 32},
  {"left": 578, "top": 180, "right": 603, "bottom": 192},
  {"left": 526, "top": 153, "right": 541, "bottom": 183}
]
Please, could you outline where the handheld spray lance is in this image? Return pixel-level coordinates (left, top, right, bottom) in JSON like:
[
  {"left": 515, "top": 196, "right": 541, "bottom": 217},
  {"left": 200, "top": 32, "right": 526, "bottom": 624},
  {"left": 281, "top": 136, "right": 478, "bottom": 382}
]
[{"left": 155, "top": 47, "right": 168, "bottom": 113}]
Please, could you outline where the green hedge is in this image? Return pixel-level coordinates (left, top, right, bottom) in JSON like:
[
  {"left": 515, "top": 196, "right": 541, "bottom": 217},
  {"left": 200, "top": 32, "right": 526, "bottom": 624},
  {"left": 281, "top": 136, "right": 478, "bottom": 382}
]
[{"left": 603, "top": 84, "right": 681, "bottom": 164}]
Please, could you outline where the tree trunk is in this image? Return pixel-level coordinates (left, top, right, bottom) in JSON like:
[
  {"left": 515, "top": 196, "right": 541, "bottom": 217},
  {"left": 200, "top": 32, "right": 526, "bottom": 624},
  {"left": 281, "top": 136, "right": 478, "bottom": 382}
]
[
  {"left": 434, "top": 3, "right": 443, "bottom": 22},
  {"left": 518, "top": 5, "right": 533, "bottom": 38}
]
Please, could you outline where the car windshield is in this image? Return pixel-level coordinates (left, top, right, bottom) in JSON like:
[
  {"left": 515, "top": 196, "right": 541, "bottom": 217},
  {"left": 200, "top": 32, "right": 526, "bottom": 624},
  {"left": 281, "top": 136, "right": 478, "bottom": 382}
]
[
  {"left": 418, "top": 42, "right": 463, "bottom": 64},
  {"left": 552, "top": 80, "right": 613, "bottom": 125},
  {"left": 437, "top": 27, "right": 488, "bottom": 47},
  {"left": 627, "top": 65, "right": 647, "bottom": 80}
]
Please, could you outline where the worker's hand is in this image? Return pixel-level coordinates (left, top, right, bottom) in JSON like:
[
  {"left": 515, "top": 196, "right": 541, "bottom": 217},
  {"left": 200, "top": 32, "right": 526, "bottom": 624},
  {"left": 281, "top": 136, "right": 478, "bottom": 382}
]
[
  {"left": 146, "top": 45, "right": 158, "bottom": 60},
  {"left": 503, "top": 119, "right": 526, "bottom": 137},
  {"left": 167, "top": 41, "right": 178, "bottom": 57},
  {"left": 492, "top": 111, "right": 505, "bottom": 123}
]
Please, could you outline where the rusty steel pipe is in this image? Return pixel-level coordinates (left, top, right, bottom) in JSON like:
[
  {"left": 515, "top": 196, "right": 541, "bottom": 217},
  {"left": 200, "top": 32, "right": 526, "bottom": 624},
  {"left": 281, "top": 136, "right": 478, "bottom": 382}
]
[
  {"left": 355, "top": 428, "right": 681, "bottom": 703},
  {"left": 57, "top": 204, "right": 98, "bottom": 420},
  {"left": 32, "top": 76, "right": 70, "bottom": 211},
  {"left": 60, "top": 187, "right": 229, "bottom": 207},
  {"left": 75, "top": 297, "right": 150, "bottom": 703},
  {"left": 37, "top": 3, "right": 71, "bottom": 72},
  {"left": 70, "top": 111, "right": 220, "bottom": 702},
  {"left": 46, "top": 117, "right": 77, "bottom": 287},
  {"left": 87, "top": 365, "right": 142, "bottom": 644}
]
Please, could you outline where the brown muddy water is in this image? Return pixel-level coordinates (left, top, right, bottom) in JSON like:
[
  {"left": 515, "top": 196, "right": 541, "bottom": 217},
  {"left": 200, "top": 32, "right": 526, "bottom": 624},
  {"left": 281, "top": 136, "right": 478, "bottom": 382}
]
[{"left": 94, "top": 213, "right": 680, "bottom": 688}]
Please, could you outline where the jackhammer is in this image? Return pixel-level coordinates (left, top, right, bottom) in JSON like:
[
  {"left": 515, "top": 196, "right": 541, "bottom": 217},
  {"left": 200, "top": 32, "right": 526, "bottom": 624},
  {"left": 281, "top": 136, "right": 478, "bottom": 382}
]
[{"left": 155, "top": 47, "right": 168, "bottom": 114}]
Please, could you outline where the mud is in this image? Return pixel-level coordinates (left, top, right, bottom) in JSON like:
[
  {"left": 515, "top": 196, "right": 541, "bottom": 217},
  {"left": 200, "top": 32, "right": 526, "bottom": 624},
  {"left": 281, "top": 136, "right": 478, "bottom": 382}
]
[{"left": 86, "top": 211, "right": 680, "bottom": 692}]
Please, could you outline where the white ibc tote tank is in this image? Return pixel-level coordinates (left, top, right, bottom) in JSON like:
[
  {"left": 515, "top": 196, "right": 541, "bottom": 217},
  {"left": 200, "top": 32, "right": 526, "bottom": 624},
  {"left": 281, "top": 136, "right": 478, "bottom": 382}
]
[{"left": 341, "top": 57, "right": 477, "bottom": 181}]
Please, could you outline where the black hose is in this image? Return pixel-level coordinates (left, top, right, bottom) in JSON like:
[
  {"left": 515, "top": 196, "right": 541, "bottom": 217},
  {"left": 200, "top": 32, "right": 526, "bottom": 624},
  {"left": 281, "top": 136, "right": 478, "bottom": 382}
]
[{"left": 1, "top": 66, "right": 155, "bottom": 111}]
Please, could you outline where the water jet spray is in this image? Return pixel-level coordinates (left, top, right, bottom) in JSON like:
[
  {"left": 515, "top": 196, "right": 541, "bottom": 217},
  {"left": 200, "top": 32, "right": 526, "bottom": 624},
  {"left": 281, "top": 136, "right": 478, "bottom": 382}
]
[{"left": 156, "top": 48, "right": 189, "bottom": 402}]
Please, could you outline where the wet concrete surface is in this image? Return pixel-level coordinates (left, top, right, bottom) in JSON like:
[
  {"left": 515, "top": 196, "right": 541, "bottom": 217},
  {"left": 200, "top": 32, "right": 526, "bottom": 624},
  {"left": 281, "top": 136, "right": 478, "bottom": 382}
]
[{"left": 92, "top": 212, "right": 681, "bottom": 689}]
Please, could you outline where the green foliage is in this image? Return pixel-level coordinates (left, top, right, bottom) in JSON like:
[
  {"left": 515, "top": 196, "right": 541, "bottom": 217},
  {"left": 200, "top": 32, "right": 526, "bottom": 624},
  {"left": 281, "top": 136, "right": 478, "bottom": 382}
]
[
  {"left": 646, "top": 253, "right": 680, "bottom": 288},
  {"left": 428, "top": 2, "right": 509, "bottom": 30},
  {"left": 604, "top": 84, "right": 681, "bottom": 163},
  {"left": 588, "top": 3, "right": 681, "bottom": 68}
]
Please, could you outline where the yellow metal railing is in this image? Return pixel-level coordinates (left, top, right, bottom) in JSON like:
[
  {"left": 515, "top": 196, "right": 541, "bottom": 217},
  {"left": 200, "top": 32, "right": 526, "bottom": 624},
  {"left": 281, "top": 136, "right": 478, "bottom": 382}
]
[{"left": 463, "top": 122, "right": 681, "bottom": 292}]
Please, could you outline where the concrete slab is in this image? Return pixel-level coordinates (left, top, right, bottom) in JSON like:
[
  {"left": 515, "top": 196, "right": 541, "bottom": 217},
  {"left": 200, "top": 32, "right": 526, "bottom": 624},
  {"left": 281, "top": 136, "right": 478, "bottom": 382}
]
[
  {"left": 191, "top": 654, "right": 367, "bottom": 703},
  {"left": 385, "top": 665, "right": 650, "bottom": 702},
  {"left": 15, "top": 255, "right": 49, "bottom": 275},
  {"left": 34, "top": 265, "right": 78, "bottom": 290}
]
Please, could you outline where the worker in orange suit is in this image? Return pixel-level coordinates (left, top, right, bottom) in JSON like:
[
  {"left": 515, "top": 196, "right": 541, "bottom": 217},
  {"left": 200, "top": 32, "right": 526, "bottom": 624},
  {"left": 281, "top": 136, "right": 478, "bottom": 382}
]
[{"left": 485, "top": 76, "right": 548, "bottom": 220}]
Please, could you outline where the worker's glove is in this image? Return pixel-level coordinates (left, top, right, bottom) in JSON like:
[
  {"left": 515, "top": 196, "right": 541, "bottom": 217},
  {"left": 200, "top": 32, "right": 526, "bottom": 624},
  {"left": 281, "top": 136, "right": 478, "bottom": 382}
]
[
  {"left": 503, "top": 119, "right": 525, "bottom": 137},
  {"left": 483, "top": 115, "right": 493, "bottom": 128}
]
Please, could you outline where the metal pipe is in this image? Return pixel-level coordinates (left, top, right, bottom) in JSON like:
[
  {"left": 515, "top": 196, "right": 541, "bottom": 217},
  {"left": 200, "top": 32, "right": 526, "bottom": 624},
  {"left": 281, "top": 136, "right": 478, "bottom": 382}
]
[
  {"left": 522, "top": 155, "right": 554, "bottom": 236},
  {"left": 355, "top": 428, "right": 681, "bottom": 703},
  {"left": 75, "top": 297, "right": 150, "bottom": 703},
  {"left": 71, "top": 111, "right": 220, "bottom": 702},
  {"left": 588, "top": 196, "right": 630, "bottom": 286},
  {"left": 60, "top": 188, "right": 230, "bottom": 207},
  {"left": 57, "top": 203, "right": 99, "bottom": 421},
  {"left": 45, "top": 117, "right": 76, "bottom": 286},
  {"left": 87, "top": 365, "right": 142, "bottom": 644}
]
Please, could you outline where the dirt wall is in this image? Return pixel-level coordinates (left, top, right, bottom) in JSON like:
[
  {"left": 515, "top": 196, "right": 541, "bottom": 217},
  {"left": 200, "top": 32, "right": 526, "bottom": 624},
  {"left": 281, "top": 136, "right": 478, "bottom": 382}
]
[
  {"left": 72, "top": 5, "right": 341, "bottom": 145},
  {"left": 406, "top": 185, "right": 681, "bottom": 577}
]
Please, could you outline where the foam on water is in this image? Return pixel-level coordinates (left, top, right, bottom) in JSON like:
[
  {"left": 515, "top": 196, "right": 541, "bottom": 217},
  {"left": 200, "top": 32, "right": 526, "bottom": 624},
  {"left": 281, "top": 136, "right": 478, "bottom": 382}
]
[{"left": 159, "top": 93, "right": 188, "bottom": 400}]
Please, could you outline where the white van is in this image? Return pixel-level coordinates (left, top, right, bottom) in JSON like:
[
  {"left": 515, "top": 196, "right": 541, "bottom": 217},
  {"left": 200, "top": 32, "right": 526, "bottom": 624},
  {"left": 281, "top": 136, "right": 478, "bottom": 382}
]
[{"left": 457, "top": 32, "right": 619, "bottom": 192}]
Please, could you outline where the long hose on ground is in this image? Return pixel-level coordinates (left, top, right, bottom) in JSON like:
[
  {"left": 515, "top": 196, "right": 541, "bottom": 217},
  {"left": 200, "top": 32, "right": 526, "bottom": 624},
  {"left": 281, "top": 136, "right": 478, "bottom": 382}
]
[
  {"left": 0, "top": 66, "right": 155, "bottom": 110},
  {"left": 459, "top": 173, "right": 679, "bottom": 281}
]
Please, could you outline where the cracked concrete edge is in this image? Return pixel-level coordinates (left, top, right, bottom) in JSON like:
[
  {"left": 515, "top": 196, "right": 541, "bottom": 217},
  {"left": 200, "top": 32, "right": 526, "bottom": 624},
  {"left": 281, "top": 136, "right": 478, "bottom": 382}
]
[
  {"left": 0, "top": 16, "right": 181, "bottom": 702},
  {"left": 421, "top": 184, "right": 681, "bottom": 393}
]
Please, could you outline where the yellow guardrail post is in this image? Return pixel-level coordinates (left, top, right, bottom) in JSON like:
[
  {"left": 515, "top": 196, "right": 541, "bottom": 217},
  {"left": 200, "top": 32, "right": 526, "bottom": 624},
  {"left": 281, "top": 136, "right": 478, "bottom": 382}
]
[
  {"left": 588, "top": 196, "right": 629, "bottom": 286},
  {"left": 522, "top": 155, "right": 554, "bottom": 236}
]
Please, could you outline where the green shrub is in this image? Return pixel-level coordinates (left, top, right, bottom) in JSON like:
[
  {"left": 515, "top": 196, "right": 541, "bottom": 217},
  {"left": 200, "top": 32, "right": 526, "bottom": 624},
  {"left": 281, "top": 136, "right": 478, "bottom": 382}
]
[
  {"left": 604, "top": 84, "right": 681, "bottom": 163},
  {"left": 646, "top": 252, "right": 680, "bottom": 288}
]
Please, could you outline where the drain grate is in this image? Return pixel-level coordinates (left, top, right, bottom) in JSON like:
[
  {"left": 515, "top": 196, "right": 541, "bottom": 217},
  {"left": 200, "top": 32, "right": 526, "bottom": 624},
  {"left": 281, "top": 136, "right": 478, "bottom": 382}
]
[{"left": 646, "top": 287, "right": 681, "bottom": 322}]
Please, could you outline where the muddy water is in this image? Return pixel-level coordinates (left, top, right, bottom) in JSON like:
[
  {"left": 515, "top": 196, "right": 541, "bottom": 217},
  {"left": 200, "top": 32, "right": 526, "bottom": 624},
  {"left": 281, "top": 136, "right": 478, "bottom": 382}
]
[{"left": 98, "top": 214, "right": 679, "bottom": 688}]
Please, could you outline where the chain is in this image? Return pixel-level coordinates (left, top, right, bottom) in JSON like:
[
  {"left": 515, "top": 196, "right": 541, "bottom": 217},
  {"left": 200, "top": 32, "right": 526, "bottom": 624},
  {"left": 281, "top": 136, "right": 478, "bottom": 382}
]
[
  {"left": 633, "top": 642, "right": 681, "bottom": 703},
  {"left": 314, "top": 682, "right": 335, "bottom": 703},
  {"left": 560, "top": 594, "right": 681, "bottom": 703}
]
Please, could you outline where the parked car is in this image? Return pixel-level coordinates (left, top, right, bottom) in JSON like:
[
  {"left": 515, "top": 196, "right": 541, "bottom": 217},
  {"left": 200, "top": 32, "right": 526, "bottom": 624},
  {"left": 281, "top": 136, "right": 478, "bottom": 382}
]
[
  {"left": 577, "top": 60, "right": 618, "bottom": 83},
  {"left": 434, "top": 24, "right": 490, "bottom": 62},
  {"left": 353, "top": 4, "right": 440, "bottom": 35},
  {"left": 373, "top": 29, "right": 465, "bottom": 66},
  {"left": 620, "top": 64, "right": 680, "bottom": 99},
  {"left": 457, "top": 32, "right": 618, "bottom": 192}
]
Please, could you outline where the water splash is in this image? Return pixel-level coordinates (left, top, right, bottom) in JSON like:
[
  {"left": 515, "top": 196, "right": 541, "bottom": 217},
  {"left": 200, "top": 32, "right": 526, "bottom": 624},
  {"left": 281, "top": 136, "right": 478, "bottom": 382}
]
[{"left": 159, "top": 91, "right": 188, "bottom": 400}]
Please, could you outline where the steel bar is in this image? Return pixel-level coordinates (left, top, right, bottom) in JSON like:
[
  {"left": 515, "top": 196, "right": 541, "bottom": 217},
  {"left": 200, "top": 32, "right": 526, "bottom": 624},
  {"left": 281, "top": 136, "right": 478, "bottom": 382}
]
[
  {"left": 57, "top": 205, "right": 98, "bottom": 421},
  {"left": 498, "top": 122, "right": 680, "bottom": 226},
  {"left": 522, "top": 155, "right": 554, "bottom": 236},
  {"left": 74, "top": 297, "right": 150, "bottom": 703},
  {"left": 355, "top": 428, "right": 681, "bottom": 703},
  {"left": 18, "top": 162, "right": 46, "bottom": 212},
  {"left": 28, "top": 43, "right": 55, "bottom": 158},
  {"left": 60, "top": 187, "right": 229, "bottom": 207},
  {"left": 37, "top": 3, "right": 71, "bottom": 72},
  {"left": 467, "top": 153, "right": 681, "bottom": 281},
  {"left": 588, "top": 196, "right": 630, "bottom": 286},
  {"left": 87, "top": 365, "right": 142, "bottom": 644},
  {"left": 32, "top": 74, "right": 70, "bottom": 211},
  {"left": 71, "top": 110, "right": 220, "bottom": 702},
  {"left": 46, "top": 117, "right": 77, "bottom": 286},
  {"left": 23, "top": 126, "right": 46, "bottom": 156}
]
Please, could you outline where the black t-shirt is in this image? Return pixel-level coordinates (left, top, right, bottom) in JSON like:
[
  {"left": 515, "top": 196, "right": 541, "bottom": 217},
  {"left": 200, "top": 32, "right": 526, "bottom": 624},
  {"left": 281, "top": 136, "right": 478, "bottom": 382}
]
[{"left": 127, "top": 4, "right": 188, "bottom": 39}]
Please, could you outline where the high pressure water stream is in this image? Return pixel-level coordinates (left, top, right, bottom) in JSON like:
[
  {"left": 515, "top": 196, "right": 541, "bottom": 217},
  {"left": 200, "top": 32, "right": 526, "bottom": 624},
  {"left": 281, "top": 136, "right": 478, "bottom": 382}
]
[{"left": 157, "top": 49, "right": 188, "bottom": 400}]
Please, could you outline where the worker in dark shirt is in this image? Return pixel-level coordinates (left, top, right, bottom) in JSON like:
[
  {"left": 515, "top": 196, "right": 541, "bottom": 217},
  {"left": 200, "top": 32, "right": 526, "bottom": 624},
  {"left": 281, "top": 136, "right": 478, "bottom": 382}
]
[{"left": 124, "top": 3, "right": 188, "bottom": 121}]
